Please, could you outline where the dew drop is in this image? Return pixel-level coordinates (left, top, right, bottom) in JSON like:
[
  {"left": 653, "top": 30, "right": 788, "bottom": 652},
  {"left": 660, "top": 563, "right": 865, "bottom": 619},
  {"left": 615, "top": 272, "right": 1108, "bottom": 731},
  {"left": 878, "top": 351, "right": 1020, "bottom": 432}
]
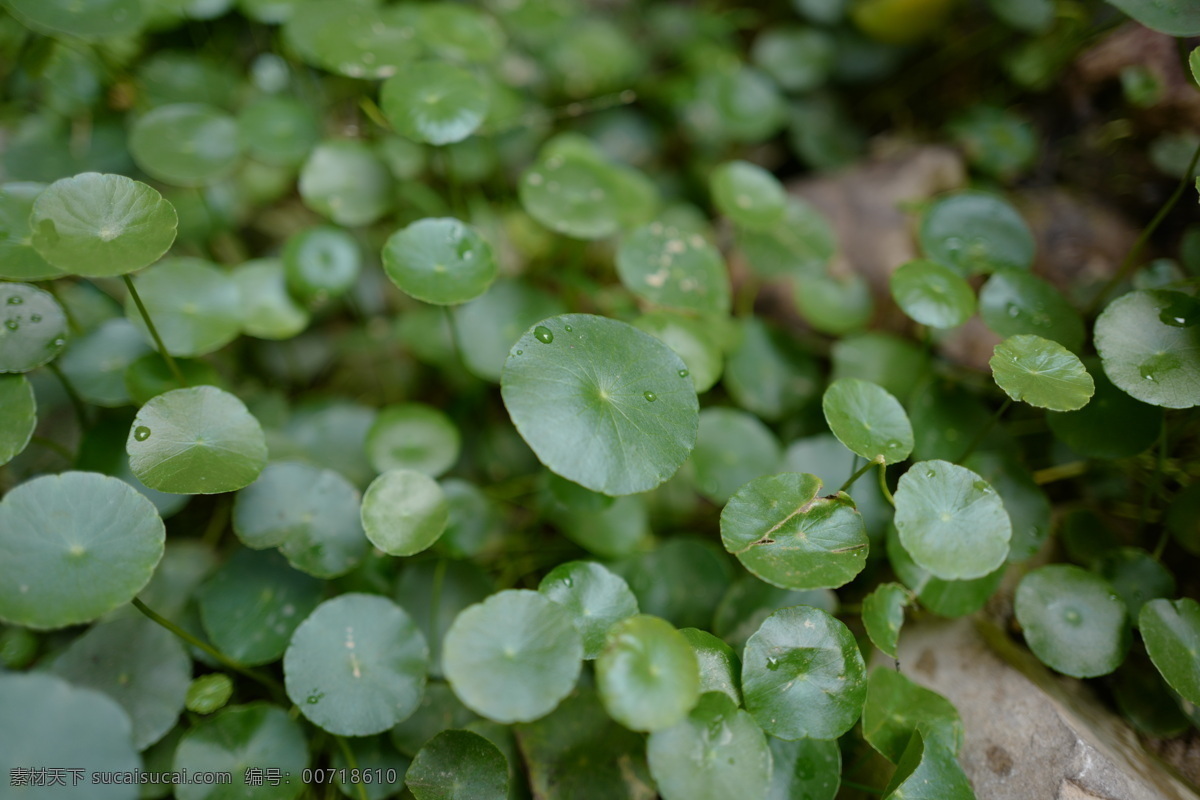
[
  {"left": 678, "top": 369, "right": 689, "bottom": 378},
  {"left": 306, "top": 693, "right": 323, "bottom": 704},
  {"left": 1006, "top": 303, "right": 1020, "bottom": 318},
  {"left": 134, "top": 426, "right": 151, "bottom": 441},
  {"left": 643, "top": 391, "right": 657, "bottom": 402},
  {"left": 972, "top": 480, "right": 991, "bottom": 493},
  {"left": 4, "top": 320, "right": 17, "bottom": 331},
  {"left": 515, "top": 349, "right": 523, "bottom": 355},
  {"left": 534, "top": 325, "right": 554, "bottom": 344},
  {"left": 564, "top": 325, "right": 572, "bottom": 332},
  {"left": 53, "top": 338, "right": 65, "bottom": 347},
  {"left": 925, "top": 469, "right": 936, "bottom": 478},
  {"left": 766, "top": 657, "right": 780, "bottom": 671},
  {"left": 29, "top": 314, "right": 41, "bottom": 322},
  {"left": 6, "top": 295, "right": 22, "bottom": 305}
]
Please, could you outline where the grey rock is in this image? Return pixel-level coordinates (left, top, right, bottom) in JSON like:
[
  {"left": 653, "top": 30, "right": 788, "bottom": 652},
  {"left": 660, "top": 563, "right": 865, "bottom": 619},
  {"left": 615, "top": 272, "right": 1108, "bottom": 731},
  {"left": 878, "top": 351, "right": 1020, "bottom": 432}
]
[{"left": 880, "top": 617, "right": 1199, "bottom": 800}]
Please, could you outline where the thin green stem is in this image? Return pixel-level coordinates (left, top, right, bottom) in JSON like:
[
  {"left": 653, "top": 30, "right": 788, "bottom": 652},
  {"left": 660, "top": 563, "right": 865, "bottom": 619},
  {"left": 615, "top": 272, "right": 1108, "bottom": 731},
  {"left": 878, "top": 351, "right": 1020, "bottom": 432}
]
[
  {"left": 1089, "top": 138, "right": 1200, "bottom": 314},
  {"left": 333, "top": 737, "right": 369, "bottom": 800},
  {"left": 202, "top": 496, "right": 231, "bottom": 549},
  {"left": 442, "top": 305, "right": 465, "bottom": 368},
  {"left": 1141, "top": 416, "right": 1168, "bottom": 541},
  {"left": 122, "top": 275, "right": 188, "bottom": 389},
  {"left": 1032, "top": 461, "right": 1088, "bottom": 485},
  {"left": 131, "top": 597, "right": 286, "bottom": 699},
  {"left": 840, "top": 456, "right": 882, "bottom": 494},
  {"left": 956, "top": 398, "right": 1012, "bottom": 464},
  {"left": 47, "top": 362, "right": 88, "bottom": 431},
  {"left": 877, "top": 461, "right": 895, "bottom": 507}
]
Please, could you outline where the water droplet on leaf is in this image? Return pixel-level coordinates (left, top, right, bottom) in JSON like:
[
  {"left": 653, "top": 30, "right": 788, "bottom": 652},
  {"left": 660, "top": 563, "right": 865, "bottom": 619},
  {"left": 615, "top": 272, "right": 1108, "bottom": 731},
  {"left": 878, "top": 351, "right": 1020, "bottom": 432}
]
[
  {"left": 534, "top": 325, "right": 554, "bottom": 344},
  {"left": 678, "top": 369, "right": 689, "bottom": 378},
  {"left": 5, "top": 320, "right": 17, "bottom": 330},
  {"left": 133, "top": 426, "right": 151, "bottom": 441},
  {"left": 6, "top": 296, "right": 22, "bottom": 305},
  {"left": 643, "top": 391, "right": 657, "bottom": 402}
]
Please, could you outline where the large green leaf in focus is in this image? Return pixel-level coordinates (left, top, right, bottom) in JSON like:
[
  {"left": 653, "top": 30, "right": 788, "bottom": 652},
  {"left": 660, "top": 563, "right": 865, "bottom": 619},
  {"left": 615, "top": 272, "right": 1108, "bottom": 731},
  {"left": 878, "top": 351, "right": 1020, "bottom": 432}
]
[
  {"left": 862, "top": 668, "right": 963, "bottom": 763},
  {"left": 742, "top": 605, "right": 867, "bottom": 740},
  {"left": 50, "top": 617, "right": 190, "bottom": 750},
  {"left": 406, "top": 729, "right": 508, "bottom": 800},
  {"left": 720, "top": 472, "right": 868, "bottom": 590},
  {"left": 31, "top": 173, "right": 177, "bottom": 277},
  {"left": 1014, "top": 565, "right": 1129, "bottom": 678},
  {"left": 881, "top": 731, "right": 974, "bottom": 800},
  {"left": 1094, "top": 290, "right": 1200, "bottom": 409},
  {"left": 128, "top": 386, "right": 267, "bottom": 494},
  {"left": 596, "top": 614, "right": 700, "bottom": 732},
  {"left": 0, "top": 472, "right": 164, "bottom": 630},
  {"left": 381, "top": 62, "right": 490, "bottom": 145},
  {"left": 647, "top": 692, "right": 772, "bottom": 800},
  {"left": 501, "top": 314, "right": 698, "bottom": 496},
  {"left": 1139, "top": 598, "right": 1200, "bottom": 705},
  {"left": 124, "top": 258, "right": 241, "bottom": 357},
  {"left": 989, "top": 334, "right": 1094, "bottom": 411},
  {"left": 894, "top": 460, "right": 1011, "bottom": 580},
  {"left": 0, "top": 281, "right": 67, "bottom": 373},
  {"left": 822, "top": 378, "right": 914, "bottom": 464},
  {"left": 173, "top": 703, "right": 308, "bottom": 800},
  {"left": 442, "top": 590, "right": 583, "bottom": 723},
  {"left": 538, "top": 561, "right": 639, "bottom": 659},
  {"left": 382, "top": 218, "right": 497, "bottom": 306},
  {"left": 284, "top": 593, "right": 429, "bottom": 736},
  {"left": 0, "top": 672, "right": 140, "bottom": 800}
]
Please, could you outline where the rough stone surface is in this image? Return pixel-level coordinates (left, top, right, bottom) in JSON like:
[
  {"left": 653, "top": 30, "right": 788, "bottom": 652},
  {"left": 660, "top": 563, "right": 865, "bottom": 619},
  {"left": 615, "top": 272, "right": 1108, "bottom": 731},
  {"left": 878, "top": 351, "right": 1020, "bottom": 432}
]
[{"left": 882, "top": 617, "right": 1199, "bottom": 800}]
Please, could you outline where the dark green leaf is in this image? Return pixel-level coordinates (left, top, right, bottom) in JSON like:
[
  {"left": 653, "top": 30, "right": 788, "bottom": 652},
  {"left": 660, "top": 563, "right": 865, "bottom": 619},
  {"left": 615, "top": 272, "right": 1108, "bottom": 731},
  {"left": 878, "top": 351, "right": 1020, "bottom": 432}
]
[
  {"left": 1095, "top": 547, "right": 1175, "bottom": 622},
  {"left": 1014, "top": 565, "right": 1129, "bottom": 678},
  {"left": 366, "top": 403, "right": 461, "bottom": 477},
  {"left": 862, "top": 582, "right": 909, "bottom": 658},
  {"left": 919, "top": 190, "right": 1034, "bottom": 275},
  {"left": 766, "top": 736, "right": 840, "bottom": 800},
  {"left": 1139, "top": 598, "right": 1200, "bottom": 705},
  {"left": 173, "top": 703, "right": 308, "bottom": 800},
  {"left": 679, "top": 628, "right": 742, "bottom": 706},
  {"left": 282, "top": 225, "right": 362, "bottom": 304},
  {"left": 234, "top": 259, "right": 309, "bottom": 341},
  {"left": 1102, "top": 0, "right": 1200, "bottom": 35},
  {"left": 407, "top": 729, "right": 508, "bottom": 800},
  {"left": 519, "top": 152, "right": 624, "bottom": 240},
  {"left": 713, "top": 577, "right": 838, "bottom": 652},
  {"left": 299, "top": 140, "right": 393, "bottom": 227},
  {"left": 454, "top": 279, "right": 565, "bottom": 383},
  {"left": 6, "top": 0, "right": 143, "bottom": 38},
  {"left": 237, "top": 96, "right": 320, "bottom": 168},
  {"left": 979, "top": 269, "right": 1085, "bottom": 353},
  {"left": 886, "top": 525, "right": 1005, "bottom": 618},
  {"left": 881, "top": 730, "right": 974, "bottom": 800},
  {"left": 0, "top": 182, "right": 61, "bottom": 281},
  {"left": 724, "top": 317, "right": 821, "bottom": 422},
  {"left": 862, "top": 668, "right": 963, "bottom": 763},
  {"left": 1046, "top": 361, "right": 1162, "bottom": 459},
  {"left": 692, "top": 407, "right": 781, "bottom": 505}
]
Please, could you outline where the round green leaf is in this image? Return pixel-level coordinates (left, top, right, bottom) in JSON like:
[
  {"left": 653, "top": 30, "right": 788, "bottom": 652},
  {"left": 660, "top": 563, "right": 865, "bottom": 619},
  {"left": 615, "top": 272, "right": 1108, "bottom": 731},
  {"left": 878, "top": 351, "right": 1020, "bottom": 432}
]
[
  {"left": 187, "top": 674, "right": 234, "bottom": 715},
  {"left": 6, "top": 0, "right": 143, "bottom": 38},
  {"left": 881, "top": 731, "right": 974, "bottom": 800},
  {"left": 130, "top": 104, "right": 242, "bottom": 187},
  {"left": 453, "top": 279, "right": 566, "bottom": 382},
  {"left": 0, "top": 182, "right": 61, "bottom": 280},
  {"left": 50, "top": 616, "right": 190, "bottom": 750},
  {"left": 647, "top": 692, "right": 772, "bottom": 800},
  {"left": 366, "top": 403, "right": 460, "bottom": 477},
  {"left": 894, "top": 460, "right": 1011, "bottom": 580},
  {"left": 885, "top": 524, "right": 1006, "bottom": 618},
  {"left": 58, "top": 318, "right": 151, "bottom": 406},
  {"left": 406, "top": 729, "right": 508, "bottom": 800},
  {"left": 742, "top": 604, "right": 867, "bottom": 740},
  {"left": 285, "top": 593, "right": 429, "bottom": 736},
  {"left": 862, "top": 668, "right": 963, "bottom": 763},
  {"left": 538, "top": 561, "right": 639, "bottom": 659},
  {"left": 888, "top": 259, "right": 975, "bottom": 329},
  {"left": 1046, "top": 362, "right": 1162, "bottom": 459},
  {"left": 794, "top": 272, "right": 874, "bottom": 336},
  {"left": 381, "top": 62, "right": 490, "bottom": 146},
  {"left": 237, "top": 96, "right": 320, "bottom": 168},
  {"left": 361, "top": 469, "right": 449, "bottom": 556},
  {"left": 979, "top": 268, "right": 1085, "bottom": 353},
  {"left": 721, "top": 472, "right": 868, "bottom": 591},
  {"left": 30, "top": 173, "right": 177, "bottom": 278},
  {"left": 0, "top": 672, "right": 140, "bottom": 800},
  {"left": 0, "top": 374, "right": 35, "bottom": 465},
  {"left": 692, "top": 407, "right": 781, "bottom": 505},
  {"left": 299, "top": 140, "right": 393, "bottom": 227},
  {"left": 442, "top": 589, "right": 583, "bottom": 723},
  {"left": 767, "top": 736, "right": 841, "bottom": 800},
  {"left": 1094, "top": 289, "right": 1200, "bottom": 409},
  {"left": 679, "top": 628, "right": 742, "bottom": 706},
  {"left": 197, "top": 548, "right": 323, "bottom": 666},
  {"left": 822, "top": 378, "right": 914, "bottom": 464},
  {"left": 125, "top": 258, "right": 241, "bottom": 357},
  {"left": 616, "top": 222, "right": 731, "bottom": 314},
  {"left": 0, "top": 472, "right": 164, "bottom": 629},
  {"left": 233, "top": 461, "right": 367, "bottom": 579},
  {"left": 710, "top": 160, "right": 787, "bottom": 231},
  {"left": 234, "top": 259, "right": 309, "bottom": 341},
  {"left": 919, "top": 190, "right": 1034, "bottom": 275},
  {"left": 1139, "top": 598, "right": 1200, "bottom": 706},
  {"left": 862, "top": 582, "right": 909, "bottom": 659},
  {"left": 282, "top": 225, "right": 362, "bottom": 304},
  {"left": 128, "top": 386, "right": 268, "bottom": 494},
  {"left": 501, "top": 313, "right": 698, "bottom": 496},
  {"left": 1014, "top": 564, "right": 1129, "bottom": 678},
  {"left": 519, "top": 152, "right": 624, "bottom": 240},
  {"left": 632, "top": 310, "right": 724, "bottom": 393},
  {"left": 173, "top": 703, "right": 308, "bottom": 800},
  {"left": 596, "top": 614, "right": 700, "bottom": 732},
  {"left": 990, "top": 334, "right": 1094, "bottom": 411},
  {"left": 0, "top": 282, "right": 67, "bottom": 373},
  {"left": 382, "top": 218, "right": 497, "bottom": 305}
]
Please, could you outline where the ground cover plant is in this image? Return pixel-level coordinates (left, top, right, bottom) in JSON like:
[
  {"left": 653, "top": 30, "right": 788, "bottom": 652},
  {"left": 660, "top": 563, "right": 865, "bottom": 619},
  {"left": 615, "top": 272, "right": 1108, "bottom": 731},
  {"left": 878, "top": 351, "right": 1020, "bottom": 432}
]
[{"left": 0, "top": 0, "right": 1199, "bottom": 798}]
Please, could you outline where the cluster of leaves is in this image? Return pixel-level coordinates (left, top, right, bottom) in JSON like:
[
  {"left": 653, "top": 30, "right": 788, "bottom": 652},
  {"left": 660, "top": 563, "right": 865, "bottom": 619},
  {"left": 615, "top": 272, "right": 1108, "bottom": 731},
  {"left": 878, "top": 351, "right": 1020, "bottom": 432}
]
[{"left": 1, "top": 0, "right": 1199, "bottom": 799}]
